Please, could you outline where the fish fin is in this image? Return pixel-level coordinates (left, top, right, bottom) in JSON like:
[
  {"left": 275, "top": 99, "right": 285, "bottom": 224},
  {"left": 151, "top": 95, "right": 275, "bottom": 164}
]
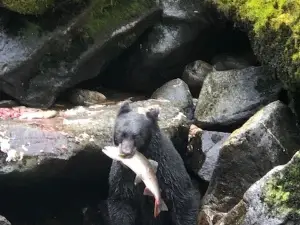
[
  {"left": 154, "top": 199, "right": 168, "bottom": 218},
  {"left": 148, "top": 159, "right": 158, "bottom": 173},
  {"left": 143, "top": 187, "right": 154, "bottom": 197},
  {"left": 159, "top": 199, "right": 168, "bottom": 212},
  {"left": 134, "top": 175, "right": 142, "bottom": 186}
]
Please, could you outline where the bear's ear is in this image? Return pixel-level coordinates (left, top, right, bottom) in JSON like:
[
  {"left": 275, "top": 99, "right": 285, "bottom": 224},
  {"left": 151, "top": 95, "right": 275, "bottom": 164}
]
[
  {"left": 117, "top": 101, "right": 132, "bottom": 116},
  {"left": 146, "top": 107, "right": 160, "bottom": 122}
]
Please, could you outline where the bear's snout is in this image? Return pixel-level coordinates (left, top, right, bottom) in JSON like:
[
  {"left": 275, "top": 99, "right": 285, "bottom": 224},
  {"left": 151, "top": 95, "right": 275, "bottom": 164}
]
[{"left": 119, "top": 139, "right": 136, "bottom": 158}]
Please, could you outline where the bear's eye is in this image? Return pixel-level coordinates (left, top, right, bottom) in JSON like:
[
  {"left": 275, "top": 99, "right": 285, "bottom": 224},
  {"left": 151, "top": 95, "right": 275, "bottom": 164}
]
[
  {"left": 131, "top": 134, "right": 137, "bottom": 139},
  {"left": 121, "top": 133, "right": 127, "bottom": 139}
]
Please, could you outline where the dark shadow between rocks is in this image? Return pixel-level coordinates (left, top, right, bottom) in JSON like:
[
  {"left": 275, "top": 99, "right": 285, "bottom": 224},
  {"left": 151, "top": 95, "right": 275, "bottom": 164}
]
[
  {"left": 194, "top": 119, "right": 248, "bottom": 133},
  {"left": 0, "top": 149, "right": 112, "bottom": 225},
  {"left": 77, "top": 20, "right": 259, "bottom": 99},
  {"left": 189, "top": 172, "right": 209, "bottom": 198},
  {"left": 211, "top": 21, "right": 258, "bottom": 58}
]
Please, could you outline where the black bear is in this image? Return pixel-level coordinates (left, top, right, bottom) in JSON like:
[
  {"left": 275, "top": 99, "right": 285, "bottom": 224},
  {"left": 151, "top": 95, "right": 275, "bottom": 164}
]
[{"left": 107, "top": 101, "right": 200, "bottom": 225}]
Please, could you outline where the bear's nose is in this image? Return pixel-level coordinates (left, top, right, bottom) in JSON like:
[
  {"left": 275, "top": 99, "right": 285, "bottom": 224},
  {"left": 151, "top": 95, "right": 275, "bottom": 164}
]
[{"left": 119, "top": 140, "right": 136, "bottom": 158}]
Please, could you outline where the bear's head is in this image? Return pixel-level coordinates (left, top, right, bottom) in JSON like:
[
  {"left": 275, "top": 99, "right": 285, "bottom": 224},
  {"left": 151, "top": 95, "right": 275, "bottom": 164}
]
[{"left": 113, "top": 101, "right": 160, "bottom": 158}]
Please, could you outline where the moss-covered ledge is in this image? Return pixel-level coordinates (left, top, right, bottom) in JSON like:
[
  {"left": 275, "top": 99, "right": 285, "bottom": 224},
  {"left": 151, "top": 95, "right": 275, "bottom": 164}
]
[
  {"left": 0, "top": 0, "right": 86, "bottom": 15},
  {"left": 1, "top": 0, "right": 55, "bottom": 14},
  {"left": 206, "top": 0, "right": 300, "bottom": 90}
]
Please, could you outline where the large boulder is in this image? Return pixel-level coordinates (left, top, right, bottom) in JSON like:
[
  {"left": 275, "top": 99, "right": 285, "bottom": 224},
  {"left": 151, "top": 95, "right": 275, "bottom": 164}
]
[
  {"left": 0, "top": 99, "right": 189, "bottom": 220},
  {"left": 0, "top": 0, "right": 160, "bottom": 108},
  {"left": 194, "top": 66, "right": 282, "bottom": 131},
  {"left": 205, "top": 0, "right": 300, "bottom": 91},
  {"left": 218, "top": 150, "right": 300, "bottom": 225},
  {"left": 198, "top": 100, "right": 300, "bottom": 225}
]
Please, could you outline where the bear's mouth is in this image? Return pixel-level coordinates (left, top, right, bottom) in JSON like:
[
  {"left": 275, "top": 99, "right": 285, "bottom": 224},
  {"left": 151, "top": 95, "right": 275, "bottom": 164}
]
[
  {"left": 118, "top": 141, "right": 137, "bottom": 159},
  {"left": 119, "top": 153, "right": 135, "bottom": 159}
]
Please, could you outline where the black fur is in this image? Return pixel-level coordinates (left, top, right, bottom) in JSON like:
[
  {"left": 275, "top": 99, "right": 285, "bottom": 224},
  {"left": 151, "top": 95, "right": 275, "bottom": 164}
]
[{"left": 107, "top": 102, "right": 200, "bottom": 225}]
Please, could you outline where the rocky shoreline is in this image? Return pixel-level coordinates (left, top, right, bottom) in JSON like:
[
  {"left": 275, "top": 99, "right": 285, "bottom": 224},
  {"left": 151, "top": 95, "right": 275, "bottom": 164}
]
[{"left": 0, "top": 0, "right": 300, "bottom": 225}]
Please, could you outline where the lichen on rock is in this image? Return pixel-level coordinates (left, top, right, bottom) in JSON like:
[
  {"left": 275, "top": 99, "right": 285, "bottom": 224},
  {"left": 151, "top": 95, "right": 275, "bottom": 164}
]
[{"left": 208, "top": 0, "right": 300, "bottom": 90}]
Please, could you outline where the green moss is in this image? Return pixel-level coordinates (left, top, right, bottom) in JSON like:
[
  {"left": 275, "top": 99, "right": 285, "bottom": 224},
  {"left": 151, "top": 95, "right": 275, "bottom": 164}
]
[
  {"left": 2, "top": 0, "right": 55, "bottom": 15},
  {"left": 84, "top": 0, "right": 154, "bottom": 38},
  {"left": 263, "top": 151, "right": 300, "bottom": 216},
  {"left": 210, "top": 0, "right": 300, "bottom": 89},
  {"left": 2, "top": 0, "right": 84, "bottom": 15},
  {"left": 215, "top": 0, "right": 300, "bottom": 37}
]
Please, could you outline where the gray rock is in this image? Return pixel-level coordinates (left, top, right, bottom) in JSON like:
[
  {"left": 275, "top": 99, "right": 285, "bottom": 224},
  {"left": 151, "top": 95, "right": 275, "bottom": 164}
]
[
  {"left": 198, "top": 130, "right": 230, "bottom": 182},
  {"left": 218, "top": 150, "right": 300, "bottom": 225},
  {"left": 198, "top": 101, "right": 300, "bottom": 224},
  {"left": 151, "top": 78, "right": 194, "bottom": 119},
  {"left": 0, "top": 1, "right": 161, "bottom": 108},
  {"left": 182, "top": 60, "right": 213, "bottom": 97},
  {"left": 0, "top": 215, "right": 11, "bottom": 225},
  {"left": 66, "top": 89, "right": 107, "bottom": 106},
  {"left": 194, "top": 66, "right": 282, "bottom": 131},
  {"left": 212, "top": 53, "right": 257, "bottom": 71}
]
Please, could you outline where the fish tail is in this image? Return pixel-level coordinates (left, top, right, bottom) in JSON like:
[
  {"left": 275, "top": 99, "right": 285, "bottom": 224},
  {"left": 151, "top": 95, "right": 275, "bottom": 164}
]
[
  {"left": 154, "top": 200, "right": 159, "bottom": 218},
  {"left": 154, "top": 199, "right": 168, "bottom": 218}
]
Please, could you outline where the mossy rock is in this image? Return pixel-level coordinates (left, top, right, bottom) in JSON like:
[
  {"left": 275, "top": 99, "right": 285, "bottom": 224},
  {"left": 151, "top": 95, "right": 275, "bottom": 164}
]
[
  {"left": 84, "top": 0, "right": 154, "bottom": 38},
  {"left": 263, "top": 151, "right": 300, "bottom": 217},
  {"left": 1, "top": 0, "right": 55, "bottom": 15},
  {"left": 207, "top": 0, "right": 300, "bottom": 91}
]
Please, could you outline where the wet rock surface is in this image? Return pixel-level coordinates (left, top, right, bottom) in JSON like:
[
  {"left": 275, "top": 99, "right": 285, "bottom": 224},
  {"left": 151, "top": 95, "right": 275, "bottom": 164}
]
[
  {"left": 194, "top": 66, "right": 282, "bottom": 131},
  {"left": 0, "top": 1, "right": 160, "bottom": 108},
  {"left": 198, "top": 101, "right": 300, "bottom": 224},
  {"left": 98, "top": 1, "right": 222, "bottom": 94}
]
